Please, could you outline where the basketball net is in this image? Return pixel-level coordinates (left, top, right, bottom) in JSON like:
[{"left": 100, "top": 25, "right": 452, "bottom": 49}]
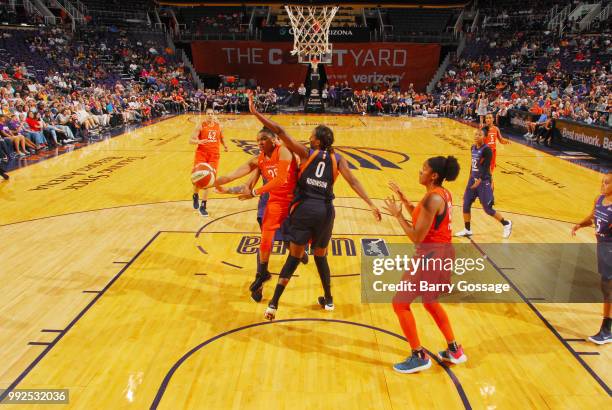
[{"left": 284, "top": 5, "right": 338, "bottom": 69}]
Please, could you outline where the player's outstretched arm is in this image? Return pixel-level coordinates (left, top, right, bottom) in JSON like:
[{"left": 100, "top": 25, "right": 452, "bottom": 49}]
[
  {"left": 245, "top": 168, "right": 261, "bottom": 190},
  {"left": 571, "top": 197, "right": 597, "bottom": 236},
  {"left": 215, "top": 156, "right": 258, "bottom": 192},
  {"left": 338, "top": 156, "right": 381, "bottom": 221},
  {"left": 247, "top": 91, "right": 309, "bottom": 160}
]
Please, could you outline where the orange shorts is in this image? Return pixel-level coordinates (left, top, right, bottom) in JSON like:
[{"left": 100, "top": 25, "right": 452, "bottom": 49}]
[
  {"left": 261, "top": 199, "right": 291, "bottom": 232},
  {"left": 194, "top": 150, "right": 220, "bottom": 171}
]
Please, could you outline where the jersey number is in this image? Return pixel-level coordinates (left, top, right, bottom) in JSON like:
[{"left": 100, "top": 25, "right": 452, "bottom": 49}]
[
  {"left": 471, "top": 158, "right": 478, "bottom": 170},
  {"left": 207, "top": 130, "right": 217, "bottom": 141},
  {"left": 315, "top": 161, "right": 326, "bottom": 178}
]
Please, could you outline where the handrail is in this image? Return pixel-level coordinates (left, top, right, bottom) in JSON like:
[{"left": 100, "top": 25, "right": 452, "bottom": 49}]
[
  {"left": 453, "top": 9, "right": 464, "bottom": 37},
  {"left": 470, "top": 9, "right": 479, "bottom": 32},
  {"left": 579, "top": 2, "right": 602, "bottom": 31}
]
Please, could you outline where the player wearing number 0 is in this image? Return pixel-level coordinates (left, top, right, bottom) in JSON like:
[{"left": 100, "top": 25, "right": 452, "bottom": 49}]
[
  {"left": 455, "top": 129, "right": 512, "bottom": 238},
  {"left": 571, "top": 173, "right": 612, "bottom": 344},
  {"left": 483, "top": 113, "right": 510, "bottom": 173},
  {"left": 245, "top": 92, "right": 382, "bottom": 321},
  {"left": 215, "top": 128, "right": 302, "bottom": 302},
  {"left": 190, "top": 108, "right": 228, "bottom": 217},
  {"left": 383, "top": 158, "right": 467, "bottom": 373}
]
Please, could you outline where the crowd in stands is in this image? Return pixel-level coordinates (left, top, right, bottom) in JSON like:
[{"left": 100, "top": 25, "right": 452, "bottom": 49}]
[
  {"left": 433, "top": 29, "right": 611, "bottom": 132},
  {"left": 192, "top": 12, "right": 244, "bottom": 34},
  {"left": 0, "top": 26, "right": 198, "bottom": 162},
  {"left": 1, "top": 0, "right": 610, "bottom": 165}
]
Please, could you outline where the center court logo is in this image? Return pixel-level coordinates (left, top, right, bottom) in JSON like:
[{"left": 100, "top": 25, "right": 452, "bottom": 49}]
[
  {"left": 232, "top": 139, "right": 409, "bottom": 170},
  {"left": 361, "top": 238, "right": 389, "bottom": 256}
]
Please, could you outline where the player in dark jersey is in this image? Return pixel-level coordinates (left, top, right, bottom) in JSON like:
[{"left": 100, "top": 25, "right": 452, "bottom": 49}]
[
  {"left": 455, "top": 129, "right": 512, "bottom": 239},
  {"left": 572, "top": 173, "right": 612, "bottom": 344},
  {"left": 245, "top": 92, "right": 382, "bottom": 320},
  {"left": 383, "top": 157, "right": 467, "bottom": 373}
]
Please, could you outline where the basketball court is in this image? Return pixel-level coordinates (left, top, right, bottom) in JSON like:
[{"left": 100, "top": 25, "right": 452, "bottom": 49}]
[{"left": 1, "top": 113, "right": 610, "bottom": 409}]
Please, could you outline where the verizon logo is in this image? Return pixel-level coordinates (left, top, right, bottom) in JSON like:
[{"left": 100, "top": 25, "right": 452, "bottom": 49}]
[{"left": 352, "top": 72, "right": 406, "bottom": 83}]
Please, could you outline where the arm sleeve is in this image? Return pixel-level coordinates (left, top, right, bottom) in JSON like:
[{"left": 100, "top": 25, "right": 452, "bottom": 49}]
[
  {"left": 254, "top": 159, "right": 290, "bottom": 195},
  {"left": 479, "top": 147, "right": 492, "bottom": 177}
]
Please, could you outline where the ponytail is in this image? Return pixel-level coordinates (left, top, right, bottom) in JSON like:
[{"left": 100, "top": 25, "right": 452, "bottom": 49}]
[{"left": 427, "top": 156, "right": 460, "bottom": 185}]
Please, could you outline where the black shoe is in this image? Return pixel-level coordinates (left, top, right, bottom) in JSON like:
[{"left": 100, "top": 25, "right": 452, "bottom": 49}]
[
  {"left": 249, "top": 272, "right": 271, "bottom": 292},
  {"left": 301, "top": 250, "right": 309, "bottom": 264},
  {"left": 251, "top": 288, "right": 263, "bottom": 303},
  {"left": 0, "top": 171, "right": 8, "bottom": 180},
  {"left": 318, "top": 296, "right": 334, "bottom": 311},
  {"left": 199, "top": 204, "right": 208, "bottom": 217},
  {"left": 192, "top": 193, "right": 199, "bottom": 210}
]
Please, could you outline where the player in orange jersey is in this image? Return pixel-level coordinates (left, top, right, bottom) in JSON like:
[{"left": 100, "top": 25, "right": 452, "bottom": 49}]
[
  {"left": 482, "top": 113, "right": 510, "bottom": 173},
  {"left": 190, "top": 108, "right": 228, "bottom": 216},
  {"left": 383, "top": 156, "right": 467, "bottom": 374},
  {"left": 215, "top": 127, "right": 302, "bottom": 302}
]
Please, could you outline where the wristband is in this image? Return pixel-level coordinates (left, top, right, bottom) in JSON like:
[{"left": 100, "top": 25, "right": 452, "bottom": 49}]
[{"left": 252, "top": 189, "right": 259, "bottom": 197}]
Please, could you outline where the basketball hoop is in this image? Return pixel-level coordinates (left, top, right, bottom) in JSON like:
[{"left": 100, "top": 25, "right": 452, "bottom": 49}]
[{"left": 285, "top": 4, "right": 338, "bottom": 66}]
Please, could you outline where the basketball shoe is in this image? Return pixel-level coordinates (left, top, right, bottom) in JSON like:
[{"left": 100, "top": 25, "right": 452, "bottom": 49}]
[
  {"left": 438, "top": 345, "right": 468, "bottom": 364},
  {"left": 393, "top": 350, "right": 431, "bottom": 374}
]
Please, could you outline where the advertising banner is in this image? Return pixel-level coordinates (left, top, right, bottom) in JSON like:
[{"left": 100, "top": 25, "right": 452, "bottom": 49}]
[
  {"left": 190, "top": 41, "right": 440, "bottom": 91},
  {"left": 555, "top": 118, "right": 612, "bottom": 154},
  {"left": 261, "top": 26, "right": 370, "bottom": 42}
]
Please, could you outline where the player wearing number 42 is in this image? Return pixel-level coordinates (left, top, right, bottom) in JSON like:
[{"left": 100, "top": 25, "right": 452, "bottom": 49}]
[{"left": 189, "top": 108, "right": 228, "bottom": 217}]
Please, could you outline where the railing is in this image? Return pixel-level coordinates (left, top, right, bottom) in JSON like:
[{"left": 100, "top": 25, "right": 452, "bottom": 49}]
[
  {"left": 548, "top": 3, "right": 572, "bottom": 32},
  {"left": 71, "top": 0, "right": 87, "bottom": 16},
  {"left": 386, "top": 32, "right": 457, "bottom": 44},
  {"left": 377, "top": 8, "right": 385, "bottom": 32},
  {"left": 453, "top": 9, "right": 464, "bottom": 37},
  {"left": 44, "top": 15, "right": 56, "bottom": 24},
  {"left": 426, "top": 52, "right": 451, "bottom": 94},
  {"left": 545, "top": 4, "right": 559, "bottom": 27},
  {"left": 32, "top": 0, "right": 56, "bottom": 24},
  {"left": 153, "top": 8, "right": 162, "bottom": 25},
  {"left": 595, "top": 2, "right": 612, "bottom": 27},
  {"left": 47, "top": 0, "right": 85, "bottom": 30},
  {"left": 90, "top": 10, "right": 147, "bottom": 20},
  {"left": 456, "top": 32, "right": 466, "bottom": 56},
  {"left": 247, "top": 7, "right": 256, "bottom": 35},
  {"left": 579, "top": 2, "right": 602, "bottom": 31},
  {"left": 166, "top": 31, "right": 203, "bottom": 89},
  {"left": 470, "top": 9, "right": 479, "bottom": 32},
  {"left": 168, "top": 7, "right": 179, "bottom": 36},
  {"left": 176, "top": 31, "right": 250, "bottom": 41}
]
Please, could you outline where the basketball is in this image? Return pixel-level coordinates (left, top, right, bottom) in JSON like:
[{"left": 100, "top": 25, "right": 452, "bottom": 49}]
[{"left": 191, "top": 162, "right": 216, "bottom": 189}]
